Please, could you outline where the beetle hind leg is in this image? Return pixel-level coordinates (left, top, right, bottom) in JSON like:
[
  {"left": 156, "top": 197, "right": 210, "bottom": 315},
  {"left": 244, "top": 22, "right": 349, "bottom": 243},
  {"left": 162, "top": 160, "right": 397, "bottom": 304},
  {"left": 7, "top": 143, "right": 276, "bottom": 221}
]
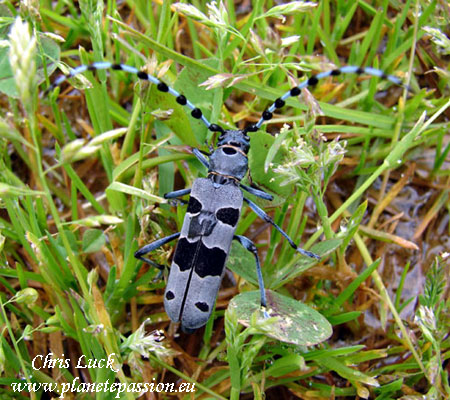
[
  {"left": 233, "top": 235, "right": 267, "bottom": 309},
  {"left": 181, "top": 326, "right": 196, "bottom": 334}
]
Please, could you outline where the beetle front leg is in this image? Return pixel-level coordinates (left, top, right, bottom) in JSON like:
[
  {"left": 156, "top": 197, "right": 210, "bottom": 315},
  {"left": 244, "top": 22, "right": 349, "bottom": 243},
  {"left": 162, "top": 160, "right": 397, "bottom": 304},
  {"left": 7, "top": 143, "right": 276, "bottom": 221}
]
[{"left": 192, "top": 147, "right": 210, "bottom": 169}]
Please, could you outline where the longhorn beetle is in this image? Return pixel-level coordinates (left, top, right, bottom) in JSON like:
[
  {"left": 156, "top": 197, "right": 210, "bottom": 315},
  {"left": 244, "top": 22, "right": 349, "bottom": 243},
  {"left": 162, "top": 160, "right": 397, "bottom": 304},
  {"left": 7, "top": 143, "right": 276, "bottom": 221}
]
[{"left": 48, "top": 62, "right": 405, "bottom": 332}]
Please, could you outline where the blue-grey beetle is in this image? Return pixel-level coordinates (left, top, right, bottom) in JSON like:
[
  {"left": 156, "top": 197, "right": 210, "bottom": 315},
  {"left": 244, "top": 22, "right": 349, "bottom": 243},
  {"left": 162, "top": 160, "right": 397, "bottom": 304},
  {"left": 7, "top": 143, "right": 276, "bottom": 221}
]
[{"left": 48, "top": 62, "right": 404, "bottom": 332}]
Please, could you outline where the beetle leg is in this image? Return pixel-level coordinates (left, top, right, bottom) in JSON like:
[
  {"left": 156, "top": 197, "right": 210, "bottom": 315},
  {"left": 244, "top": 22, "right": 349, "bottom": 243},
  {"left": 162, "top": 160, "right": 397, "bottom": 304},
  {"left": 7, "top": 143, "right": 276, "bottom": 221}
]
[
  {"left": 233, "top": 235, "right": 267, "bottom": 308},
  {"left": 240, "top": 183, "right": 273, "bottom": 201},
  {"left": 244, "top": 197, "right": 320, "bottom": 260},
  {"left": 192, "top": 148, "right": 210, "bottom": 169},
  {"left": 134, "top": 232, "right": 181, "bottom": 272},
  {"left": 164, "top": 188, "right": 191, "bottom": 200}
]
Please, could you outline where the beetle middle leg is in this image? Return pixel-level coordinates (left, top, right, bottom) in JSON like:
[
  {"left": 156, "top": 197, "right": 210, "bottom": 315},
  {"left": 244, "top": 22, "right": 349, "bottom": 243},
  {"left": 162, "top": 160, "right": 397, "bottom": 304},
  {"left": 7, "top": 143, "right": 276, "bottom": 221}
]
[
  {"left": 163, "top": 188, "right": 191, "bottom": 199},
  {"left": 244, "top": 197, "right": 320, "bottom": 260},
  {"left": 134, "top": 232, "right": 181, "bottom": 277},
  {"left": 163, "top": 188, "right": 191, "bottom": 206}
]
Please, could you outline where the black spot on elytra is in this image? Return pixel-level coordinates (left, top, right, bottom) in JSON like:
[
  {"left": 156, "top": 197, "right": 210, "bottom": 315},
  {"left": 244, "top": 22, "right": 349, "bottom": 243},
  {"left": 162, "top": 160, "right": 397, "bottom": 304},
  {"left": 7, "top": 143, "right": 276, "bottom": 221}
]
[
  {"left": 173, "top": 239, "right": 227, "bottom": 277},
  {"left": 174, "top": 238, "right": 193, "bottom": 271},
  {"left": 195, "top": 244, "right": 227, "bottom": 278},
  {"left": 195, "top": 302, "right": 209, "bottom": 312},
  {"left": 216, "top": 207, "right": 239, "bottom": 227},
  {"left": 166, "top": 291, "right": 175, "bottom": 300},
  {"left": 187, "top": 196, "right": 202, "bottom": 214}
]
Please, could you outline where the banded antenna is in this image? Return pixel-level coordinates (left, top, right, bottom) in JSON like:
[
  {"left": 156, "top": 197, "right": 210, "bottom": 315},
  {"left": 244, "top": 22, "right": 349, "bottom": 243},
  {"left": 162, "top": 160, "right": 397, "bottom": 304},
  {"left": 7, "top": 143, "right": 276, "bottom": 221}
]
[
  {"left": 46, "top": 61, "right": 408, "bottom": 135},
  {"left": 243, "top": 65, "right": 408, "bottom": 133},
  {"left": 46, "top": 61, "right": 222, "bottom": 133}
]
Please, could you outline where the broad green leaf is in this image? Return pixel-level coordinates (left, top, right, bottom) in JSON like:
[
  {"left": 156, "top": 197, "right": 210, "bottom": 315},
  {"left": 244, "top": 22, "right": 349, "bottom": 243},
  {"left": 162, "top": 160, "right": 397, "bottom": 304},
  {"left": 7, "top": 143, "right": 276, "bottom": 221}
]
[
  {"left": 82, "top": 229, "right": 106, "bottom": 253},
  {"left": 265, "top": 354, "right": 305, "bottom": 377},
  {"left": 374, "top": 378, "right": 404, "bottom": 397},
  {"left": 316, "top": 356, "right": 379, "bottom": 386},
  {"left": 147, "top": 84, "right": 198, "bottom": 147},
  {"left": 271, "top": 238, "right": 343, "bottom": 288},
  {"left": 228, "top": 290, "right": 332, "bottom": 345},
  {"left": 147, "top": 60, "right": 218, "bottom": 147},
  {"left": 226, "top": 241, "right": 257, "bottom": 285},
  {"left": 0, "top": 34, "right": 60, "bottom": 97},
  {"left": 174, "top": 59, "right": 219, "bottom": 144},
  {"left": 228, "top": 238, "right": 342, "bottom": 287},
  {"left": 248, "top": 130, "right": 293, "bottom": 200}
]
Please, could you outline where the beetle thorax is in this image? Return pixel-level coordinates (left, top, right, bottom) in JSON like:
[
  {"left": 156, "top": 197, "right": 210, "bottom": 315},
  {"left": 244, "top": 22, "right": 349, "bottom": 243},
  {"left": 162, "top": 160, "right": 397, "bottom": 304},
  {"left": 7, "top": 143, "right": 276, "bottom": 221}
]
[{"left": 208, "top": 129, "right": 250, "bottom": 182}]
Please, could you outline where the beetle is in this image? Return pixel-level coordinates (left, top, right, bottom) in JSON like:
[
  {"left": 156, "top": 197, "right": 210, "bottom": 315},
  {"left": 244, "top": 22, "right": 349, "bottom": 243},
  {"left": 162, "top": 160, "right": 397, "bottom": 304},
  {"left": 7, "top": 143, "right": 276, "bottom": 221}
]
[{"left": 48, "top": 62, "right": 405, "bottom": 332}]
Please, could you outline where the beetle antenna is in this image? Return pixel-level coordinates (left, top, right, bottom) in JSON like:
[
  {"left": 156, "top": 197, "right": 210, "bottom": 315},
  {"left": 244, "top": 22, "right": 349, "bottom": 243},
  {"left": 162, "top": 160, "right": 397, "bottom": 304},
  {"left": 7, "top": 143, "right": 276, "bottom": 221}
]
[
  {"left": 242, "top": 65, "right": 409, "bottom": 133},
  {"left": 45, "top": 61, "right": 227, "bottom": 134}
]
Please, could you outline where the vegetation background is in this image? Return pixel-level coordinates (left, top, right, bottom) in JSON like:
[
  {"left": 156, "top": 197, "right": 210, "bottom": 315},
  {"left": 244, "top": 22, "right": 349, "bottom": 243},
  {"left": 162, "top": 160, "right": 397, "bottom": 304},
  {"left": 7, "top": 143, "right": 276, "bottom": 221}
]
[{"left": 0, "top": 0, "right": 449, "bottom": 399}]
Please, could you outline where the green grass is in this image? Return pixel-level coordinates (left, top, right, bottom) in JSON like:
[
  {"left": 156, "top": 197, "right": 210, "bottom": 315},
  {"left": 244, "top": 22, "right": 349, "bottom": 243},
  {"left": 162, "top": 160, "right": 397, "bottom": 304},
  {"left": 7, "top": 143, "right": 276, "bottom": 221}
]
[{"left": 1, "top": 1, "right": 449, "bottom": 399}]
